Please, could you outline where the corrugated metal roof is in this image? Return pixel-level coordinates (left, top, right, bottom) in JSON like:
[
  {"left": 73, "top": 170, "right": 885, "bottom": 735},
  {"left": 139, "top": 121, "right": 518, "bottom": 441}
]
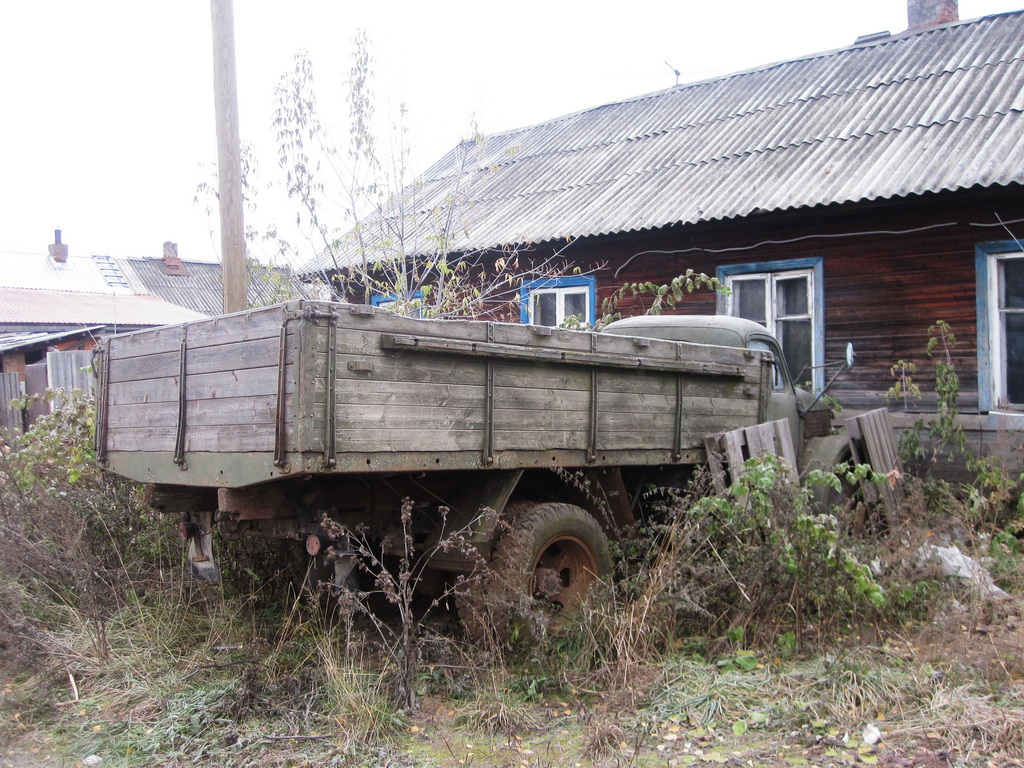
[
  {"left": 114, "top": 257, "right": 300, "bottom": 315},
  {"left": 0, "top": 251, "right": 307, "bottom": 317},
  {"left": 0, "top": 287, "right": 207, "bottom": 326},
  {"left": 300, "top": 9, "right": 1024, "bottom": 276}
]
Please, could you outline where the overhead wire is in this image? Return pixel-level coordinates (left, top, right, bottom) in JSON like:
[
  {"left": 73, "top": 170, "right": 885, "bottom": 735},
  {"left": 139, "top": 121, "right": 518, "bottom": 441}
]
[{"left": 614, "top": 215, "right": 1024, "bottom": 278}]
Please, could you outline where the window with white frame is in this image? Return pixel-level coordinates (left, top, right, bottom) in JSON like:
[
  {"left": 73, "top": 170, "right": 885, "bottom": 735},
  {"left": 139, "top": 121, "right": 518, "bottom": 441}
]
[
  {"left": 718, "top": 258, "right": 823, "bottom": 390},
  {"left": 978, "top": 246, "right": 1024, "bottom": 410},
  {"left": 520, "top": 276, "right": 595, "bottom": 327}
]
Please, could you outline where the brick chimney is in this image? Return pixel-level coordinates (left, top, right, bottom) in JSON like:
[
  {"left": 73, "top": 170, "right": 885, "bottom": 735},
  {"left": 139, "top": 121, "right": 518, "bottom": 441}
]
[
  {"left": 48, "top": 228, "right": 69, "bottom": 264},
  {"left": 908, "top": 0, "right": 958, "bottom": 29},
  {"left": 160, "top": 241, "right": 189, "bottom": 276}
]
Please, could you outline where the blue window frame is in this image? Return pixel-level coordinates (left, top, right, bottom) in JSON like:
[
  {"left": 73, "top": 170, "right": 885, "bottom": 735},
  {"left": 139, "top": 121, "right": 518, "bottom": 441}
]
[
  {"left": 372, "top": 290, "right": 424, "bottom": 317},
  {"left": 717, "top": 257, "right": 825, "bottom": 390},
  {"left": 976, "top": 240, "right": 1024, "bottom": 411},
  {"left": 520, "top": 276, "right": 596, "bottom": 327}
]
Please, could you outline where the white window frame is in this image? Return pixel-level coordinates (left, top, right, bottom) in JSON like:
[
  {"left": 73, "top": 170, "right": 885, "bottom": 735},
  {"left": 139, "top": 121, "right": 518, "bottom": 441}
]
[
  {"left": 717, "top": 258, "right": 824, "bottom": 391},
  {"left": 520, "top": 276, "right": 595, "bottom": 327},
  {"left": 977, "top": 244, "right": 1024, "bottom": 411}
]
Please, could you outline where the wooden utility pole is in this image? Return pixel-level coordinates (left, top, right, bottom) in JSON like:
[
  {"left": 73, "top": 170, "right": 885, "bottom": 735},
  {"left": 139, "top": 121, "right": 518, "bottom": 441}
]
[{"left": 210, "top": 0, "right": 247, "bottom": 313}]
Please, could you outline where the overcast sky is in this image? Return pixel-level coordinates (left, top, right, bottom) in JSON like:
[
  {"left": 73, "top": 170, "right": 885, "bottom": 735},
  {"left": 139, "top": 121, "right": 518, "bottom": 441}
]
[{"left": 1, "top": 0, "right": 1020, "bottom": 268}]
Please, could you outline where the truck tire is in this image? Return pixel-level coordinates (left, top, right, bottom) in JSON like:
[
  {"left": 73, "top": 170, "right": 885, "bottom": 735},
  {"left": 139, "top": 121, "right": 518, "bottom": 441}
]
[{"left": 458, "top": 502, "right": 613, "bottom": 644}]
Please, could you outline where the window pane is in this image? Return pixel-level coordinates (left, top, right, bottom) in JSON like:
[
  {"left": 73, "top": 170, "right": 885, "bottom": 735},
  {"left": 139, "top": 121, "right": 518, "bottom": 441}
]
[
  {"left": 733, "top": 279, "right": 766, "bottom": 324},
  {"left": 779, "top": 319, "right": 812, "bottom": 385},
  {"left": 1007, "top": 313, "right": 1024, "bottom": 405},
  {"left": 534, "top": 292, "right": 557, "bottom": 326},
  {"left": 776, "top": 276, "right": 809, "bottom": 316},
  {"left": 563, "top": 290, "right": 588, "bottom": 322},
  {"left": 749, "top": 340, "right": 785, "bottom": 390},
  {"left": 1004, "top": 259, "right": 1024, "bottom": 310}
]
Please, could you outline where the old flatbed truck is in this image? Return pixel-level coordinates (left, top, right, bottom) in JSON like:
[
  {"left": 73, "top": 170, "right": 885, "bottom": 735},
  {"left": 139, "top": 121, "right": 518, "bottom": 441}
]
[{"left": 93, "top": 300, "right": 850, "bottom": 629}]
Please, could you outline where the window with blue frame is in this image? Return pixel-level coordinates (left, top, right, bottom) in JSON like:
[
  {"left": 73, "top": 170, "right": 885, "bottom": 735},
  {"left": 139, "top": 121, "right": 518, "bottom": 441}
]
[
  {"left": 372, "top": 290, "right": 424, "bottom": 317},
  {"left": 976, "top": 241, "right": 1024, "bottom": 411},
  {"left": 520, "top": 276, "right": 596, "bottom": 327},
  {"left": 717, "top": 258, "right": 824, "bottom": 390}
]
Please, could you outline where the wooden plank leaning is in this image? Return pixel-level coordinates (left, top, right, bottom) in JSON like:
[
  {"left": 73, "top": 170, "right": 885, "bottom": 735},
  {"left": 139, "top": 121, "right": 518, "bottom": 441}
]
[
  {"left": 705, "top": 419, "right": 798, "bottom": 493},
  {"left": 845, "top": 408, "right": 904, "bottom": 525}
]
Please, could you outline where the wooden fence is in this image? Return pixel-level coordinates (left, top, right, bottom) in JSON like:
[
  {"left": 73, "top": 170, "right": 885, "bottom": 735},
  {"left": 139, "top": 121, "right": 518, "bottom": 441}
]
[
  {"left": 1, "top": 371, "right": 22, "bottom": 441},
  {"left": 46, "top": 350, "right": 95, "bottom": 395},
  {"left": 1, "top": 351, "right": 95, "bottom": 443}
]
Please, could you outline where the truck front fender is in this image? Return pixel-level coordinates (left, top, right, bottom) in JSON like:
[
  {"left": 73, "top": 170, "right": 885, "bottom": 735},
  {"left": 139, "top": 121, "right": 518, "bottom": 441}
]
[
  {"left": 800, "top": 431, "right": 855, "bottom": 510},
  {"left": 799, "top": 431, "right": 852, "bottom": 478}
]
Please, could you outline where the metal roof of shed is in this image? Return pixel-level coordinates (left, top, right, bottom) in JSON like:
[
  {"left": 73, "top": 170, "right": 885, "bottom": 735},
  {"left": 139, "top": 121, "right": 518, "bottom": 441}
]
[
  {"left": 300, "top": 9, "right": 1024, "bottom": 275},
  {"left": 0, "top": 287, "right": 207, "bottom": 327},
  {"left": 0, "top": 326, "right": 104, "bottom": 353}
]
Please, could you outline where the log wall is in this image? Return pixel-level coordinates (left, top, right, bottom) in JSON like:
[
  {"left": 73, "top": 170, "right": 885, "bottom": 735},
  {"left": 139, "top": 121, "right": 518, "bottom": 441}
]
[{"left": 543, "top": 187, "right": 1024, "bottom": 414}]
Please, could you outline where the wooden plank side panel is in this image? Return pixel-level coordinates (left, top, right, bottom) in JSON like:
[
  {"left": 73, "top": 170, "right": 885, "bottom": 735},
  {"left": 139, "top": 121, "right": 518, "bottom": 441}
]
[
  {"left": 107, "top": 366, "right": 287, "bottom": 407},
  {"left": 336, "top": 380, "right": 486, "bottom": 409},
  {"left": 104, "top": 323, "right": 298, "bottom": 458},
  {"left": 325, "top": 319, "right": 766, "bottom": 461},
  {"left": 331, "top": 310, "right": 748, "bottom": 366},
  {"left": 107, "top": 423, "right": 288, "bottom": 453},
  {"left": 108, "top": 336, "right": 287, "bottom": 385},
  {"left": 106, "top": 304, "right": 288, "bottom": 360},
  {"left": 328, "top": 356, "right": 487, "bottom": 389},
  {"left": 108, "top": 394, "right": 278, "bottom": 429},
  {"left": 600, "top": 373, "right": 759, "bottom": 397},
  {"left": 327, "top": 353, "right": 590, "bottom": 455},
  {"left": 327, "top": 341, "right": 762, "bottom": 459},
  {"left": 332, "top": 427, "right": 485, "bottom": 453}
]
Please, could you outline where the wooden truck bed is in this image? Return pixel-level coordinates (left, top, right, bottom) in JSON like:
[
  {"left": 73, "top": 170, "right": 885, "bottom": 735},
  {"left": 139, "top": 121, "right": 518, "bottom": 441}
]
[{"left": 94, "top": 300, "right": 770, "bottom": 488}]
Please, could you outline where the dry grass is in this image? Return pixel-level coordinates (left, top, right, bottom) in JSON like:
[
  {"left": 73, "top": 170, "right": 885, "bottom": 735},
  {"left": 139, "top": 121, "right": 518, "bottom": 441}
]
[{"left": 895, "top": 683, "right": 1024, "bottom": 757}]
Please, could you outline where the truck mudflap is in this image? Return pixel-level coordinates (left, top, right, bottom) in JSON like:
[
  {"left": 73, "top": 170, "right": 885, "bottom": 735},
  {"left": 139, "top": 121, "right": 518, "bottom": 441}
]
[{"left": 182, "top": 510, "right": 221, "bottom": 584}]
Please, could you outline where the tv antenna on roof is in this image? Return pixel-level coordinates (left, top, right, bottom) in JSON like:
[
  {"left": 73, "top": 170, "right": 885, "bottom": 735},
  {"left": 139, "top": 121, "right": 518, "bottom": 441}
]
[{"left": 665, "top": 61, "right": 681, "bottom": 86}]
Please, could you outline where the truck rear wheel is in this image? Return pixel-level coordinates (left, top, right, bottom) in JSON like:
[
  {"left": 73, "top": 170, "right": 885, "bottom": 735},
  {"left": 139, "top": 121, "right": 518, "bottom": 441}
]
[{"left": 458, "top": 502, "right": 613, "bottom": 644}]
